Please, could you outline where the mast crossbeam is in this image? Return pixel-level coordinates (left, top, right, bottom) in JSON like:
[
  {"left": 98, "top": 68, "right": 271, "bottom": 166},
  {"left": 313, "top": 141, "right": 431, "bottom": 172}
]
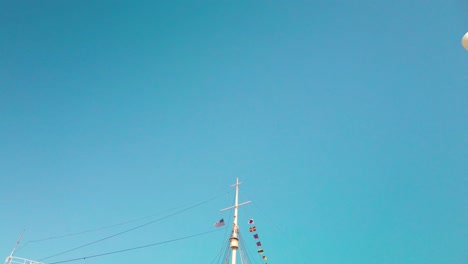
[{"left": 220, "top": 201, "right": 251, "bottom": 212}]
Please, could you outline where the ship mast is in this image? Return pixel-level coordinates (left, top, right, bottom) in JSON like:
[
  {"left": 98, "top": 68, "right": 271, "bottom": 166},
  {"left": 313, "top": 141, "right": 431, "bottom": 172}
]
[{"left": 221, "top": 178, "right": 251, "bottom": 264}]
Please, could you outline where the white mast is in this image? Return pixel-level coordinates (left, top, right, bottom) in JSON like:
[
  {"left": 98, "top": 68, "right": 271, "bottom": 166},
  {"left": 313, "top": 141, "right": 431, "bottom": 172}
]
[{"left": 221, "top": 178, "right": 251, "bottom": 264}]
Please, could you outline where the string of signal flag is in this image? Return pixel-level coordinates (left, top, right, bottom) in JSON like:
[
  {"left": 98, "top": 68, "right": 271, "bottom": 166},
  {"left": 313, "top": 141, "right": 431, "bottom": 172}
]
[{"left": 249, "top": 219, "right": 269, "bottom": 263}]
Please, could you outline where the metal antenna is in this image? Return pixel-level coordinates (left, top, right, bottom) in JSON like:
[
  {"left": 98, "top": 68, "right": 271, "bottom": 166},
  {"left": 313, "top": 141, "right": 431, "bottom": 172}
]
[
  {"left": 5, "top": 230, "right": 44, "bottom": 264},
  {"left": 220, "top": 178, "right": 251, "bottom": 264},
  {"left": 5, "top": 230, "right": 25, "bottom": 264}
]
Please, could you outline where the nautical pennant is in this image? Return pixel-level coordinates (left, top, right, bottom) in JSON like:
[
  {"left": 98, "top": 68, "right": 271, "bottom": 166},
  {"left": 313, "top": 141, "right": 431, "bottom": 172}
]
[{"left": 248, "top": 219, "right": 268, "bottom": 263}]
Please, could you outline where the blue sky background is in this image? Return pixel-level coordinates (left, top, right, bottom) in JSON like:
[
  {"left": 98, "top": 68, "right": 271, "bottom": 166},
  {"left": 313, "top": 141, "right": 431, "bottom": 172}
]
[{"left": 1, "top": 1, "right": 467, "bottom": 263}]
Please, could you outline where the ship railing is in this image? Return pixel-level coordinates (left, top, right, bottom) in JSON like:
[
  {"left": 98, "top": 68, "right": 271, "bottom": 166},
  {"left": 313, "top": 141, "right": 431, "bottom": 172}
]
[{"left": 5, "top": 256, "right": 44, "bottom": 264}]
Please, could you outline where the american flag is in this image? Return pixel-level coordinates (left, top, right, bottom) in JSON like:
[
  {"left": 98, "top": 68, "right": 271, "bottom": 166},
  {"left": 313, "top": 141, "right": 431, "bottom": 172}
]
[{"left": 214, "top": 218, "right": 225, "bottom": 227}]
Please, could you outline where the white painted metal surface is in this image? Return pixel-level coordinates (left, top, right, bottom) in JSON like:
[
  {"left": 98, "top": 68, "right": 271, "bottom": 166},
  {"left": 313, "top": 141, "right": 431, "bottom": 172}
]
[{"left": 5, "top": 256, "right": 44, "bottom": 264}]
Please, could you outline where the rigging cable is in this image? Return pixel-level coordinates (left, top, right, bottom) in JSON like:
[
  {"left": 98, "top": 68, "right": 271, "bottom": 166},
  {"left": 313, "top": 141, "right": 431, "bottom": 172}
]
[
  {"left": 209, "top": 197, "right": 233, "bottom": 264},
  {"left": 223, "top": 246, "right": 231, "bottom": 264},
  {"left": 46, "top": 228, "right": 223, "bottom": 264},
  {"left": 209, "top": 225, "right": 230, "bottom": 264},
  {"left": 28, "top": 189, "right": 233, "bottom": 245},
  {"left": 18, "top": 204, "right": 188, "bottom": 252},
  {"left": 39, "top": 190, "right": 231, "bottom": 261},
  {"left": 238, "top": 231, "right": 260, "bottom": 264},
  {"left": 28, "top": 205, "right": 183, "bottom": 241}
]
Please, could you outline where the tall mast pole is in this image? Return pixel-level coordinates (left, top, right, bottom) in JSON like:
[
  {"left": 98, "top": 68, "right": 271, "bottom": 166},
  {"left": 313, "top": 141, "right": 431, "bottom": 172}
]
[
  {"left": 231, "top": 178, "right": 240, "bottom": 264},
  {"left": 221, "top": 178, "right": 251, "bottom": 264}
]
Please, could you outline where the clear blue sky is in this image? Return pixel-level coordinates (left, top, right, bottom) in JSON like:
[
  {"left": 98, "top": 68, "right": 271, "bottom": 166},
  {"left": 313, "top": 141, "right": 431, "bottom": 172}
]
[{"left": 1, "top": 1, "right": 467, "bottom": 263}]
